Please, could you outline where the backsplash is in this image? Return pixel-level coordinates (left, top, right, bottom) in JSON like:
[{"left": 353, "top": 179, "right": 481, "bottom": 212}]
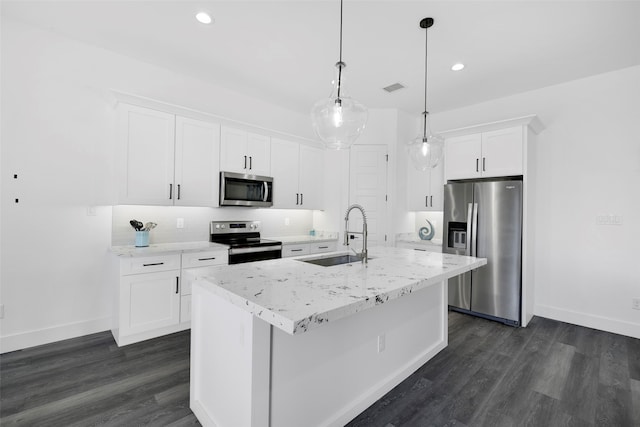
[{"left": 112, "top": 206, "right": 315, "bottom": 246}]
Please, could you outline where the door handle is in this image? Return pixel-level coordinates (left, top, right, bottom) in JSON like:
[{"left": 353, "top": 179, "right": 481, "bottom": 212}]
[
  {"left": 177, "top": 184, "right": 181, "bottom": 200},
  {"left": 296, "top": 193, "right": 299, "bottom": 205},
  {"left": 430, "top": 195, "right": 433, "bottom": 207},
  {"left": 482, "top": 157, "right": 486, "bottom": 172},
  {"left": 476, "top": 158, "right": 479, "bottom": 173},
  {"left": 426, "top": 196, "right": 428, "bottom": 207},
  {"left": 471, "top": 203, "right": 479, "bottom": 257},
  {"left": 300, "top": 193, "right": 303, "bottom": 205},
  {"left": 175, "top": 277, "right": 179, "bottom": 294},
  {"left": 169, "top": 183, "right": 173, "bottom": 200},
  {"left": 244, "top": 155, "right": 247, "bottom": 169},
  {"left": 249, "top": 156, "right": 253, "bottom": 170},
  {"left": 465, "top": 203, "right": 473, "bottom": 257}
]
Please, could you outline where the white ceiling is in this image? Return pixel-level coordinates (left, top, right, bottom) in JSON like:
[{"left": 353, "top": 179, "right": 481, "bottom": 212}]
[{"left": 4, "top": 0, "right": 640, "bottom": 116}]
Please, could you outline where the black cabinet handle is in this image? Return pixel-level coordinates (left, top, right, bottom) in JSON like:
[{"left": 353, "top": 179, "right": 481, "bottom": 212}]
[
  {"left": 425, "top": 196, "right": 428, "bottom": 207},
  {"left": 249, "top": 156, "right": 252, "bottom": 170},
  {"left": 169, "top": 183, "right": 173, "bottom": 199},
  {"left": 430, "top": 195, "right": 433, "bottom": 207},
  {"left": 175, "top": 277, "right": 179, "bottom": 294},
  {"left": 291, "top": 249, "right": 303, "bottom": 252},
  {"left": 318, "top": 246, "right": 329, "bottom": 249},
  {"left": 177, "top": 184, "right": 181, "bottom": 200},
  {"left": 483, "top": 157, "right": 486, "bottom": 172},
  {"left": 244, "top": 155, "right": 247, "bottom": 169},
  {"left": 143, "top": 262, "right": 164, "bottom": 267},
  {"left": 476, "top": 159, "right": 479, "bottom": 172},
  {"left": 300, "top": 193, "right": 303, "bottom": 205},
  {"left": 198, "top": 257, "right": 217, "bottom": 261},
  {"left": 296, "top": 193, "right": 299, "bottom": 205}
]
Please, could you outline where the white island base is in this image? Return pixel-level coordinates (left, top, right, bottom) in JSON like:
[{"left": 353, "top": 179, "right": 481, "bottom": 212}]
[{"left": 190, "top": 280, "right": 447, "bottom": 427}]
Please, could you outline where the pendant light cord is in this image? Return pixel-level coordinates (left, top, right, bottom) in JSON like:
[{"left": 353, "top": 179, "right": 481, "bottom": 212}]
[
  {"left": 336, "top": 0, "right": 344, "bottom": 100},
  {"left": 423, "top": 23, "right": 428, "bottom": 138}
]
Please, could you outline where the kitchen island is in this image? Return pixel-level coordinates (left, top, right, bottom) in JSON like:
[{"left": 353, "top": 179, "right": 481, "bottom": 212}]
[{"left": 190, "top": 247, "right": 486, "bottom": 427}]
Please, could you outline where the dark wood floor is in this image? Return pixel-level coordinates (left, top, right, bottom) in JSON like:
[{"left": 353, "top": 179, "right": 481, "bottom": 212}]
[{"left": 2, "top": 312, "right": 639, "bottom": 426}]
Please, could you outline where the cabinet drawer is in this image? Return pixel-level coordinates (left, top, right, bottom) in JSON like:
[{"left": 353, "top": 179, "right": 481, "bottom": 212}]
[
  {"left": 309, "top": 241, "right": 337, "bottom": 254},
  {"left": 120, "top": 254, "right": 181, "bottom": 275},
  {"left": 182, "top": 250, "right": 228, "bottom": 268},
  {"left": 282, "top": 243, "right": 310, "bottom": 257}
]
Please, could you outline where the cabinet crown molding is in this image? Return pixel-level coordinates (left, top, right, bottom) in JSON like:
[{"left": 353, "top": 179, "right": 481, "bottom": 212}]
[{"left": 439, "top": 115, "right": 545, "bottom": 139}]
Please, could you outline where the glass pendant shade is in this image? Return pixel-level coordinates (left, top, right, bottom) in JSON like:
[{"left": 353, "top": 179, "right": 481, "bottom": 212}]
[
  {"left": 408, "top": 112, "right": 444, "bottom": 171},
  {"left": 311, "top": 62, "right": 368, "bottom": 150}
]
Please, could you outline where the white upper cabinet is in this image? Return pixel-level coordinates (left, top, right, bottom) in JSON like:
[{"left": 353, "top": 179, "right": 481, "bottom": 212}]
[
  {"left": 174, "top": 117, "right": 221, "bottom": 206},
  {"left": 444, "top": 126, "right": 523, "bottom": 180},
  {"left": 118, "top": 105, "right": 176, "bottom": 205},
  {"left": 118, "top": 104, "right": 220, "bottom": 206},
  {"left": 220, "top": 126, "right": 271, "bottom": 176},
  {"left": 407, "top": 160, "right": 444, "bottom": 211},
  {"left": 270, "top": 138, "right": 324, "bottom": 209}
]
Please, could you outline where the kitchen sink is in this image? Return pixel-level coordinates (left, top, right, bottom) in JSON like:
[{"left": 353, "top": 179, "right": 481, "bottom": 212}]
[{"left": 298, "top": 253, "right": 373, "bottom": 267}]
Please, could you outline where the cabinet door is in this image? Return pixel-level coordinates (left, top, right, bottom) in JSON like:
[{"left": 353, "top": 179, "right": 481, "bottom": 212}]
[
  {"left": 407, "top": 166, "right": 431, "bottom": 211},
  {"left": 118, "top": 104, "right": 175, "bottom": 205},
  {"left": 120, "top": 270, "right": 181, "bottom": 336},
  {"left": 246, "top": 133, "right": 271, "bottom": 176},
  {"left": 480, "top": 127, "right": 523, "bottom": 177},
  {"left": 174, "top": 117, "right": 221, "bottom": 206},
  {"left": 444, "top": 133, "right": 482, "bottom": 181},
  {"left": 270, "top": 138, "right": 300, "bottom": 208},
  {"left": 430, "top": 160, "right": 444, "bottom": 210},
  {"left": 298, "top": 145, "right": 324, "bottom": 210},
  {"left": 220, "top": 126, "right": 248, "bottom": 174}
]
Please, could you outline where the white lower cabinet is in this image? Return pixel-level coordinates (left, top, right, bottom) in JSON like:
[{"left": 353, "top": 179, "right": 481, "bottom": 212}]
[
  {"left": 112, "top": 249, "right": 228, "bottom": 346},
  {"left": 282, "top": 241, "right": 337, "bottom": 258}
]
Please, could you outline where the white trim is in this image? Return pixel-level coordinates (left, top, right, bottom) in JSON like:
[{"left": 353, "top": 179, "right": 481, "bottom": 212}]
[
  {"left": 439, "top": 115, "right": 545, "bottom": 138},
  {"left": 535, "top": 304, "right": 640, "bottom": 339},
  {"left": 0, "top": 316, "right": 112, "bottom": 354}
]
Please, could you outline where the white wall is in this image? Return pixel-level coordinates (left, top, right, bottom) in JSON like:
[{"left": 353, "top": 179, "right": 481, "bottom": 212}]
[
  {"left": 0, "top": 17, "right": 317, "bottom": 352},
  {"left": 432, "top": 65, "right": 640, "bottom": 338}
]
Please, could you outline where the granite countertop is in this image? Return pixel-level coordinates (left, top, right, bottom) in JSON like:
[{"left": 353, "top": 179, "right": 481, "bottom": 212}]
[
  {"left": 110, "top": 241, "right": 229, "bottom": 257},
  {"left": 192, "top": 246, "right": 486, "bottom": 335},
  {"left": 265, "top": 234, "right": 339, "bottom": 244},
  {"left": 395, "top": 233, "right": 442, "bottom": 246}
]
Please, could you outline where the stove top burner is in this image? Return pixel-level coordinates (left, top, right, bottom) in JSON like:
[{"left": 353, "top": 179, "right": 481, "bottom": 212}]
[{"left": 209, "top": 221, "right": 282, "bottom": 264}]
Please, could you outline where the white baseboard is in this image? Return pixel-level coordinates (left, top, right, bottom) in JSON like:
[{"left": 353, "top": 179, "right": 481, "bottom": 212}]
[
  {"left": 535, "top": 304, "right": 640, "bottom": 339},
  {"left": 0, "top": 316, "right": 112, "bottom": 354}
]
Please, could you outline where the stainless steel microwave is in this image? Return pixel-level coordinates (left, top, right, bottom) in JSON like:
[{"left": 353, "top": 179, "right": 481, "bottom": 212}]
[{"left": 219, "top": 171, "right": 273, "bottom": 207}]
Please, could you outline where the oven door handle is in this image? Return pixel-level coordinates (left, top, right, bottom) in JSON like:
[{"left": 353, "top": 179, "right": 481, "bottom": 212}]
[{"left": 229, "top": 245, "right": 282, "bottom": 255}]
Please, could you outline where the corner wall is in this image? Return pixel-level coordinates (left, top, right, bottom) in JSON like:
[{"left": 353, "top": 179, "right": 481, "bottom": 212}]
[{"left": 432, "top": 65, "right": 640, "bottom": 338}]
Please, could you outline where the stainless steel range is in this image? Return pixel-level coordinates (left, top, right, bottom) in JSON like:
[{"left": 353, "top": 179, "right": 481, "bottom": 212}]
[{"left": 209, "top": 221, "right": 282, "bottom": 264}]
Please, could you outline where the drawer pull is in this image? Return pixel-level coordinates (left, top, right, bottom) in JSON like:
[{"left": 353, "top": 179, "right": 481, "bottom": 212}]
[
  {"left": 318, "top": 246, "right": 329, "bottom": 249},
  {"left": 291, "top": 249, "right": 303, "bottom": 252},
  {"left": 142, "top": 262, "right": 164, "bottom": 267},
  {"left": 414, "top": 248, "right": 426, "bottom": 252},
  {"left": 198, "top": 257, "right": 217, "bottom": 261}
]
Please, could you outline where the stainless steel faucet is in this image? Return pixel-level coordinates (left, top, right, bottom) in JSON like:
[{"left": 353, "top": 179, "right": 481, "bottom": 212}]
[{"left": 344, "top": 204, "right": 368, "bottom": 265}]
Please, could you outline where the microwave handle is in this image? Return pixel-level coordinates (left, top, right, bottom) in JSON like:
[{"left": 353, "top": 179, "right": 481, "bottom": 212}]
[{"left": 263, "top": 181, "right": 269, "bottom": 202}]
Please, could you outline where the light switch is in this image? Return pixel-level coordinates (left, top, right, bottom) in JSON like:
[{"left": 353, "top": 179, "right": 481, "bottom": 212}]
[{"left": 177, "top": 218, "right": 185, "bottom": 229}]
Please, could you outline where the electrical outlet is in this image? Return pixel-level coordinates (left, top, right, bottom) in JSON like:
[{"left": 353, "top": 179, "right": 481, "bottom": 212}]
[
  {"left": 377, "top": 334, "right": 386, "bottom": 353},
  {"left": 87, "top": 206, "right": 97, "bottom": 216},
  {"left": 284, "top": 217, "right": 290, "bottom": 226},
  {"left": 596, "top": 215, "right": 623, "bottom": 226},
  {"left": 632, "top": 298, "right": 640, "bottom": 310},
  {"left": 177, "top": 218, "right": 184, "bottom": 229}
]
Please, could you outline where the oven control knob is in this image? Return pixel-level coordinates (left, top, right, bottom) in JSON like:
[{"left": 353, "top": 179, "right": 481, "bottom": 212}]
[{"left": 220, "top": 224, "right": 226, "bottom": 229}]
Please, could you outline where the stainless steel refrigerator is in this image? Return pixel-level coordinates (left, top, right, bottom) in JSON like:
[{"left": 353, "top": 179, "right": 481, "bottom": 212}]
[{"left": 443, "top": 179, "right": 523, "bottom": 326}]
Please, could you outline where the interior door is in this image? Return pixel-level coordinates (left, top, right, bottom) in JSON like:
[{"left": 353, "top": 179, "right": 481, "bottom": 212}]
[{"left": 348, "top": 145, "right": 388, "bottom": 247}]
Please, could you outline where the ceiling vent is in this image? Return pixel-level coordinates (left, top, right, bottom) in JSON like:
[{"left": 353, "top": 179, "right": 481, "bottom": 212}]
[{"left": 382, "top": 83, "right": 405, "bottom": 93}]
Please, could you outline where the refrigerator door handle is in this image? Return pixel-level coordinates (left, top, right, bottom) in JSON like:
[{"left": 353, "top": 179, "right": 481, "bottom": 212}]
[
  {"left": 466, "top": 203, "right": 473, "bottom": 256},
  {"left": 471, "top": 202, "right": 479, "bottom": 257}
]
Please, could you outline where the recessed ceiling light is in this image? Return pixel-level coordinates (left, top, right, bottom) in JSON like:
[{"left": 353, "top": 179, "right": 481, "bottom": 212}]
[
  {"left": 196, "top": 12, "right": 212, "bottom": 25},
  {"left": 451, "top": 63, "right": 465, "bottom": 71}
]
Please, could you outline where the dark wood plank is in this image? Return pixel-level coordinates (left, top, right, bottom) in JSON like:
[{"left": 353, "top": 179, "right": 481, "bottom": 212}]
[{"left": 595, "top": 384, "right": 633, "bottom": 426}]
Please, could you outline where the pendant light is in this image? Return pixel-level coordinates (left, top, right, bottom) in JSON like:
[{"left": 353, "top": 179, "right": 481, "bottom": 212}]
[
  {"left": 311, "top": 0, "right": 367, "bottom": 150},
  {"left": 408, "top": 17, "right": 443, "bottom": 171}
]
